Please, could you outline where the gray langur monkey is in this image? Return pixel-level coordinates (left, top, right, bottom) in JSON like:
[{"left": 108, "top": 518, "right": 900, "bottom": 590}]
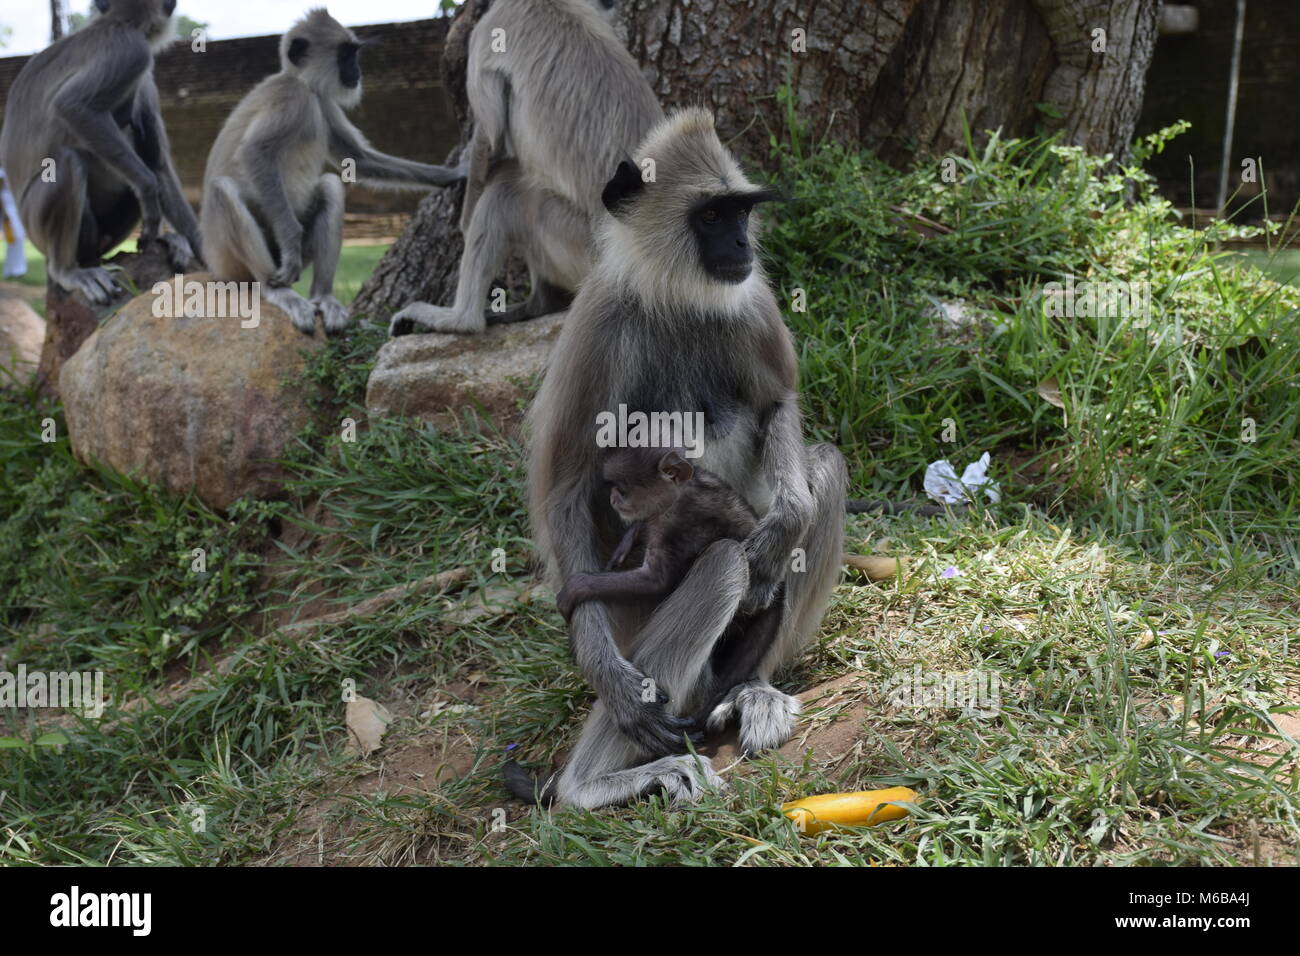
[
  {"left": 388, "top": 0, "right": 664, "bottom": 336},
  {"left": 201, "top": 8, "right": 465, "bottom": 335},
  {"left": 0, "top": 0, "right": 201, "bottom": 304},
  {"left": 520, "top": 108, "right": 848, "bottom": 809}
]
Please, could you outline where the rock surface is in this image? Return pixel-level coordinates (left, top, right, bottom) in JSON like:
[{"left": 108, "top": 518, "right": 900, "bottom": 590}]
[
  {"left": 365, "top": 312, "right": 564, "bottom": 428},
  {"left": 60, "top": 273, "right": 325, "bottom": 510},
  {"left": 39, "top": 239, "right": 196, "bottom": 399},
  {"left": 0, "top": 292, "right": 44, "bottom": 389}
]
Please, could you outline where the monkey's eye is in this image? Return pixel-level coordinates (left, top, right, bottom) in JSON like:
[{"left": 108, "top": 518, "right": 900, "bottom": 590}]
[{"left": 700, "top": 209, "right": 720, "bottom": 224}]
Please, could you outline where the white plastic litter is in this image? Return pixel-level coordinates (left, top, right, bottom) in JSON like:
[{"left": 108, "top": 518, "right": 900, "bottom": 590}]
[{"left": 924, "top": 452, "right": 1001, "bottom": 505}]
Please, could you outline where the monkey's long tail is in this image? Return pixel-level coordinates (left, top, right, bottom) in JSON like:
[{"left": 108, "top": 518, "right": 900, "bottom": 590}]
[
  {"left": 503, "top": 760, "right": 558, "bottom": 807},
  {"left": 846, "top": 499, "right": 968, "bottom": 517},
  {"left": 428, "top": 162, "right": 470, "bottom": 187}
]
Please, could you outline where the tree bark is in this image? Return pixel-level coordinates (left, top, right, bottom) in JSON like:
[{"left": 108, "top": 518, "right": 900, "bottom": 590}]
[{"left": 352, "top": 0, "right": 1160, "bottom": 319}]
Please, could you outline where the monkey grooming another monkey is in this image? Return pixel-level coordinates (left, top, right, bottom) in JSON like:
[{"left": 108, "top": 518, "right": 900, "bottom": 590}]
[
  {"left": 522, "top": 108, "right": 847, "bottom": 809},
  {"left": 388, "top": 0, "right": 664, "bottom": 336},
  {"left": 0, "top": 0, "right": 201, "bottom": 304},
  {"left": 201, "top": 8, "right": 465, "bottom": 336}
]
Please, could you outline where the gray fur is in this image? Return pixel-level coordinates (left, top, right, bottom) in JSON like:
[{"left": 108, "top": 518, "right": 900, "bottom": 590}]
[
  {"left": 0, "top": 0, "right": 199, "bottom": 304},
  {"left": 389, "top": 0, "right": 664, "bottom": 335},
  {"left": 525, "top": 110, "right": 847, "bottom": 809},
  {"left": 201, "top": 8, "right": 463, "bottom": 335}
]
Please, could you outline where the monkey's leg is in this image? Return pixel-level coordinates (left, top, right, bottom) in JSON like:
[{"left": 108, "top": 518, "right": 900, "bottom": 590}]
[
  {"left": 695, "top": 591, "right": 786, "bottom": 731},
  {"left": 486, "top": 193, "right": 590, "bottom": 326},
  {"left": 553, "top": 540, "right": 748, "bottom": 810},
  {"left": 301, "top": 174, "right": 349, "bottom": 335},
  {"left": 389, "top": 170, "right": 527, "bottom": 336},
  {"left": 21, "top": 149, "right": 120, "bottom": 303},
  {"left": 713, "top": 443, "right": 847, "bottom": 753},
  {"left": 204, "top": 177, "right": 316, "bottom": 333}
]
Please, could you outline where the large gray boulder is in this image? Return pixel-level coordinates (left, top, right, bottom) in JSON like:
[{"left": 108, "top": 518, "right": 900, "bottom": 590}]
[
  {"left": 60, "top": 274, "right": 325, "bottom": 510},
  {"left": 365, "top": 312, "right": 564, "bottom": 429}
]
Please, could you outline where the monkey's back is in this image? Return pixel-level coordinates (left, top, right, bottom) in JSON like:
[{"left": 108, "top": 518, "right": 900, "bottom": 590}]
[
  {"left": 202, "top": 74, "right": 327, "bottom": 218},
  {"left": 467, "top": 0, "right": 664, "bottom": 221},
  {"left": 0, "top": 23, "right": 149, "bottom": 184}
]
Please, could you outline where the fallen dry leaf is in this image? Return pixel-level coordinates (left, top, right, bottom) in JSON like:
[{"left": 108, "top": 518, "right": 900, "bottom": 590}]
[
  {"left": 1037, "top": 376, "right": 1065, "bottom": 409},
  {"left": 843, "top": 554, "right": 904, "bottom": 581},
  {"left": 345, "top": 696, "right": 394, "bottom": 756}
]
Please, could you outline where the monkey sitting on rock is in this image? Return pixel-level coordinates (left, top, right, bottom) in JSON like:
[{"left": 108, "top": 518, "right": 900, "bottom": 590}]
[
  {"left": 0, "top": 0, "right": 202, "bottom": 304},
  {"left": 201, "top": 8, "right": 465, "bottom": 336}
]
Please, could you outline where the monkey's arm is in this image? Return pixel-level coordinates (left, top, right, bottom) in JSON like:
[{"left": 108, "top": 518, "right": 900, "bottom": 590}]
[
  {"left": 326, "top": 108, "right": 466, "bottom": 189},
  {"left": 52, "top": 40, "right": 163, "bottom": 237},
  {"left": 538, "top": 457, "right": 700, "bottom": 753},
  {"left": 742, "top": 393, "right": 815, "bottom": 614},
  {"left": 556, "top": 559, "right": 675, "bottom": 622},
  {"left": 132, "top": 79, "right": 201, "bottom": 260},
  {"left": 605, "top": 522, "right": 643, "bottom": 570}
]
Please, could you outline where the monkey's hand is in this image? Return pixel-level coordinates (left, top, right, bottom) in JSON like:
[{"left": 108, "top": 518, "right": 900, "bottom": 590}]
[
  {"left": 270, "top": 249, "right": 304, "bottom": 288},
  {"left": 739, "top": 524, "right": 789, "bottom": 615},
  {"left": 154, "top": 232, "right": 197, "bottom": 272},
  {"left": 613, "top": 687, "right": 704, "bottom": 756},
  {"left": 555, "top": 575, "right": 595, "bottom": 622}
]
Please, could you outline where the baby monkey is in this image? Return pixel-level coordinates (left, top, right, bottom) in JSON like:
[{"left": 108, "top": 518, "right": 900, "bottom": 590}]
[{"left": 557, "top": 446, "right": 786, "bottom": 728}]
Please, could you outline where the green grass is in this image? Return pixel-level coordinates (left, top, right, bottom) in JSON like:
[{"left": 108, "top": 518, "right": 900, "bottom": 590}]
[
  {"left": 1236, "top": 249, "right": 1300, "bottom": 286},
  {"left": 0, "top": 124, "right": 1297, "bottom": 866}
]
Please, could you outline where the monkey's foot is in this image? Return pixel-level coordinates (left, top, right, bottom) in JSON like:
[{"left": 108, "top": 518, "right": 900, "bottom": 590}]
[
  {"left": 52, "top": 266, "right": 121, "bottom": 305},
  {"left": 707, "top": 680, "right": 800, "bottom": 755},
  {"left": 153, "top": 232, "right": 197, "bottom": 271},
  {"left": 313, "top": 295, "right": 350, "bottom": 335},
  {"left": 655, "top": 754, "right": 725, "bottom": 804},
  {"left": 389, "top": 302, "right": 485, "bottom": 336},
  {"left": 264, "top": 286, "right": 318, "bottom": 335}
]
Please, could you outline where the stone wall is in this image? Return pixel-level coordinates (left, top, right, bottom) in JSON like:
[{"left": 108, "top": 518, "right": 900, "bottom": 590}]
[{"left": 0, "top": 18, "right": 460, "bottom": 214}]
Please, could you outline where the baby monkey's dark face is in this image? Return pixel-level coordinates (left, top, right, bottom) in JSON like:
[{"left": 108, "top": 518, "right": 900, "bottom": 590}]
[{"left": 602, "top": 448, "right": 693, "bottom": 523}]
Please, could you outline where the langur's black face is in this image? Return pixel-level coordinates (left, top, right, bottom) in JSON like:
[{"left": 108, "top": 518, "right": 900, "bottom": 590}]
[
  {"left": 338, "top": 41, "right": 362, "bottom": 89},
  {"left": 690, "top": 194, "right": 762, "bottom": 284}
]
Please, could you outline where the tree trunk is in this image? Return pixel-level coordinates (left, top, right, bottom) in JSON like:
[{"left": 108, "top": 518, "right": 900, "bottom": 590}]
[
  {"left": 50, "top": 0, "right": 64, "bottom": 42},
  {"left": 352, "top": 0, "right": 1160, "bottom": 319}
]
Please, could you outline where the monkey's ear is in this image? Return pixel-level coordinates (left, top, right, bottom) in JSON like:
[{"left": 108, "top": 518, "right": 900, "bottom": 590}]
[
  {"left": 602, "top": 160, "right": 645, "bottom": 217},
  {"left": 658, "top": 450, "right": 694, "bottom": 484},
  {"left": 288, "top": 38, "right": 311, "bottom": 66}
]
